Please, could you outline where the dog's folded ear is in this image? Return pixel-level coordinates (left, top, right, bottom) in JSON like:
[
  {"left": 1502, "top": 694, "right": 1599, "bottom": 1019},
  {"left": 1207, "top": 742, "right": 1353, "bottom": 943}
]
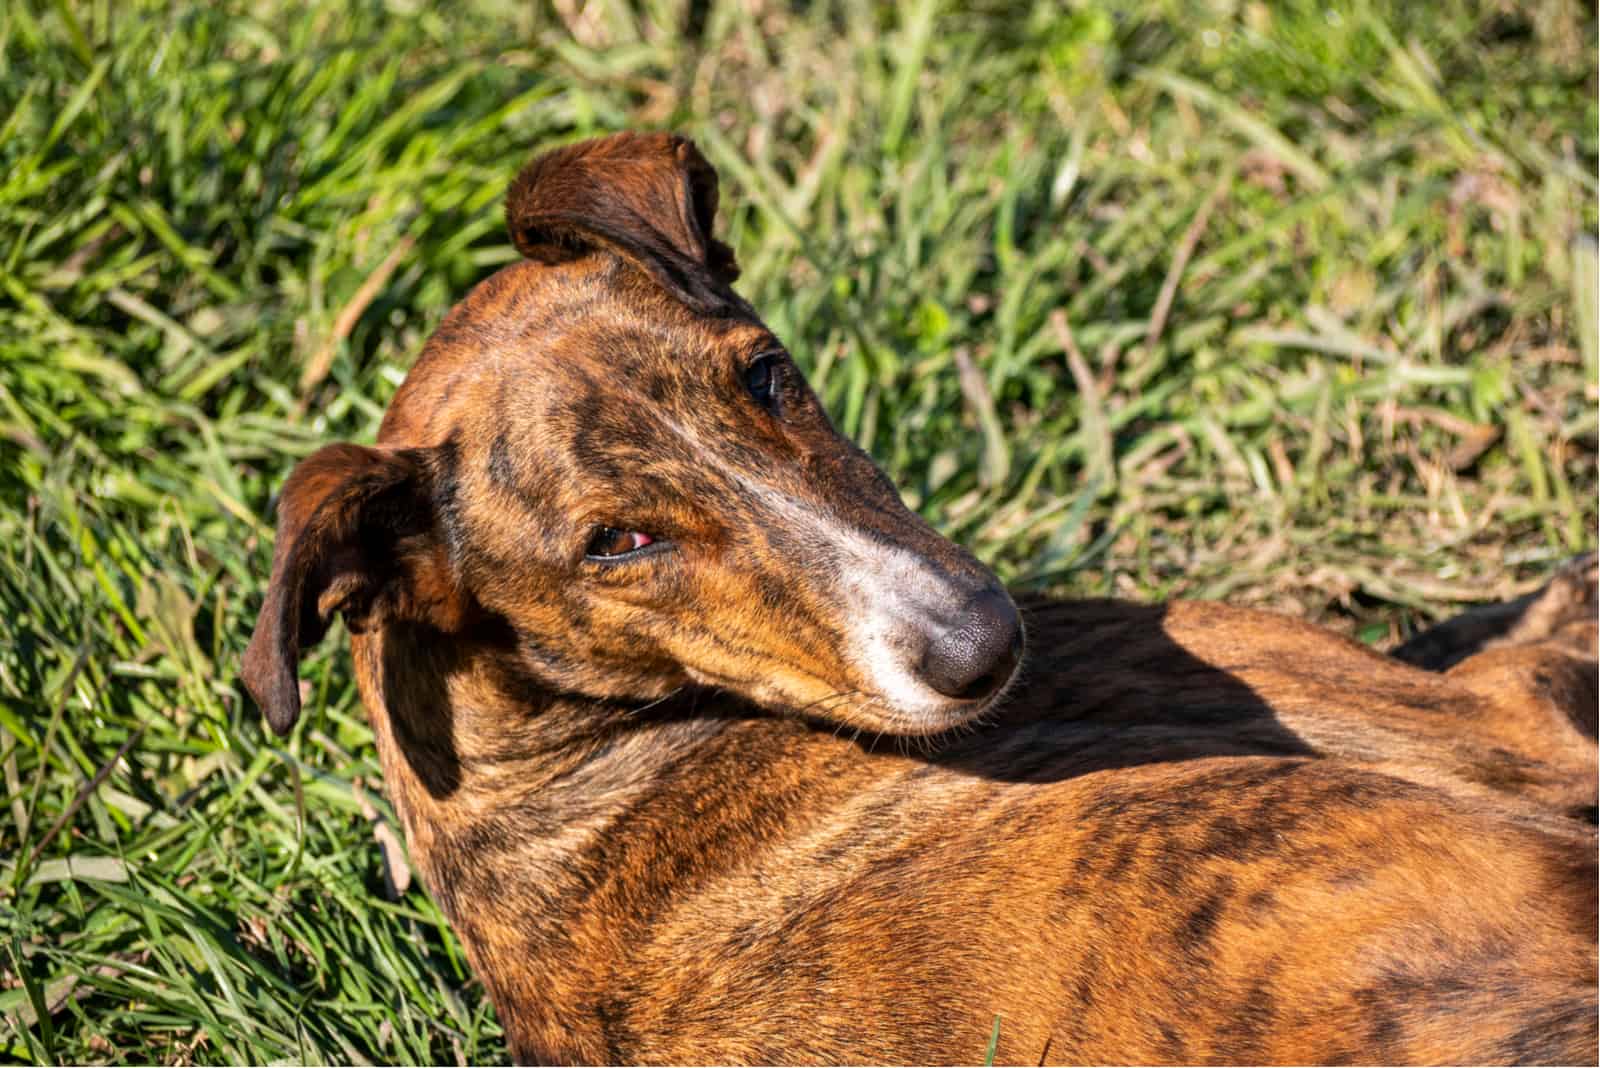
[
  {"left": 241, "top": 443, "right": 464, "bottom": 735},
  {"left": 505, "top": 131, "right": 741, "bottom": 315}
]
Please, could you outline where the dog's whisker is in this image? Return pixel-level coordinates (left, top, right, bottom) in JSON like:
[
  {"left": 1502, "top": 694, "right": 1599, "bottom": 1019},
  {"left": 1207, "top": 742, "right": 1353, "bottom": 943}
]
[{"left": 622, "top": 686, "right": 686, "bottom": 719}]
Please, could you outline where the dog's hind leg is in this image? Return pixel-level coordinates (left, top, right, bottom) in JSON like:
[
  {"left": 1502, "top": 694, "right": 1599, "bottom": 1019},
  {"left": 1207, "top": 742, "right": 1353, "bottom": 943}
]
[
  {"left": 1394, "top": 553, "right": 1597, "bottom": 819},
  {"left": 1391, "top": 552, "right": 1597, "bottom": 673}
]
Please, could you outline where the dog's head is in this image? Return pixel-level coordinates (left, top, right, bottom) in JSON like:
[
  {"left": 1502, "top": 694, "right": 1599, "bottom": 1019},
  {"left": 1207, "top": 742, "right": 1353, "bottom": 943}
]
[{"left": 243, "top": 132, "right": 1021, "bottom": 740}]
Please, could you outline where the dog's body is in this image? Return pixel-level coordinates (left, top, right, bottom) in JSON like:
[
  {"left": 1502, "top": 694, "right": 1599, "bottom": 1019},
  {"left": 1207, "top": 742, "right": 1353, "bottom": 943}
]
[{"left": 244, "top": 133, "right": 1598, "bottom": 1065}]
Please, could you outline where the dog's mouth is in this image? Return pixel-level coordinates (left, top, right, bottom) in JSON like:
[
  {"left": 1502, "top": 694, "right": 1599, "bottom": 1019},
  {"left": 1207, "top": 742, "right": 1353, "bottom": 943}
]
[
  {"left": 691, "top": 485, "right": 1025, "bottom": 735},
  {"left": 820, "top": 634, "right": 1026, "bottom": 736},
  {"left": 687, "top": 572, "right": 1026, "bottom": 737}
]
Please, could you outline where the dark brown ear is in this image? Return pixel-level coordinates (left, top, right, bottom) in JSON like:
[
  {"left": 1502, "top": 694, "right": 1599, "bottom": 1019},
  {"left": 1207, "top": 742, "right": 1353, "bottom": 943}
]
[
  {"left": 241, "top": 443, "right": 464, "bottom": 735},
  {"left": 505, "top": 131, "right": 741, "bottom": 315}
]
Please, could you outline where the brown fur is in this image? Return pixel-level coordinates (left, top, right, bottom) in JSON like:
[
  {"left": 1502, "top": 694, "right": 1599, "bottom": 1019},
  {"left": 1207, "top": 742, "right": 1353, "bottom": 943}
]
[{"left": 243, "top": 132, "right": 1598, "bottom": 1065}]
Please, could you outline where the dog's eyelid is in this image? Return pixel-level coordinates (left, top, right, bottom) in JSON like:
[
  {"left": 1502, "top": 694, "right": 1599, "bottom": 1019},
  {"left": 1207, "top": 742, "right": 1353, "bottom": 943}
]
[
  {"left": 582, "top": 525, "right": 668, "bottom": 564},
  {"left": 743, "top": 351, "right": 786, "bottom": 412},
  {"left": 737, "top": 345, "right": 785, "bottom": 369}
]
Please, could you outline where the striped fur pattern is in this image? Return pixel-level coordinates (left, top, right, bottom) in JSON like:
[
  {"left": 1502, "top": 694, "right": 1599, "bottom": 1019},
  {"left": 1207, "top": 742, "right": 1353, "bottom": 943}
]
[{"left": 243, "top": 133, "right": 1598, "bottom": 1065}]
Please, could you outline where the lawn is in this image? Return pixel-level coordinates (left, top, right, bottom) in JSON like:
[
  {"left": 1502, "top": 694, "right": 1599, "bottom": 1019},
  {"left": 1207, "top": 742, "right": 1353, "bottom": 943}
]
[{"left": 1, "top": 0, "right": 1595, "bottom": 1062}]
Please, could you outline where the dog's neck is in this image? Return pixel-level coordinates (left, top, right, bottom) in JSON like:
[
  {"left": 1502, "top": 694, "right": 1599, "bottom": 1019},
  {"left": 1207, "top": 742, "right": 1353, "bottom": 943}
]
[
  {"left": 352, "top": 619, "right": 720, "bottom": 851},
  {"left": 348, "top": 619, "right": 883, "bottom": 1053}
]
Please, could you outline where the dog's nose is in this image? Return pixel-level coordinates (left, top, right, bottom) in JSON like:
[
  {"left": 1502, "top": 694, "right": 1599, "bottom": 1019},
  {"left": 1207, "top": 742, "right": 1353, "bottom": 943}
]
[{"left": 918, "top": 589, "right": 1023, "bottom": 701}]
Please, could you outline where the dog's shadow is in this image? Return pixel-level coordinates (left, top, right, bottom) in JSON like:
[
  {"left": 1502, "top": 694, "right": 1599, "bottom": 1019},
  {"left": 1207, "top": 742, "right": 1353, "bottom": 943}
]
[{"left": 858, "top": 597, "right": 1317, "bottom": 785}]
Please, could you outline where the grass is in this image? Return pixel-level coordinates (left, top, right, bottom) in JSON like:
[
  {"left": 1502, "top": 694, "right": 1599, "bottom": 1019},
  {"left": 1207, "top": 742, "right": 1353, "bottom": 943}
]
[{"left": 0, "top": 0, "right": 1594, "bottom": 1062}]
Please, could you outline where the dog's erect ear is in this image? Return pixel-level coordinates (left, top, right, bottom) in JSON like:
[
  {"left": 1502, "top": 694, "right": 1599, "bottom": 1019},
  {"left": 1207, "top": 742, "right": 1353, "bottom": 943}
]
[
  {"left": 505, "top": 131, "right": 741, "bottom": 315},
  {"left": 241, "top": 443, "right": 464, "bottom": 735}
]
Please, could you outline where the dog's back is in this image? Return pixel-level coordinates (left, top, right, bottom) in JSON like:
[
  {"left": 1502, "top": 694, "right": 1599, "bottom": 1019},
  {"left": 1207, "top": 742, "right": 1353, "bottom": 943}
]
[{"left": 391, "top": 593, "right": 1594, "bottom": 1063}]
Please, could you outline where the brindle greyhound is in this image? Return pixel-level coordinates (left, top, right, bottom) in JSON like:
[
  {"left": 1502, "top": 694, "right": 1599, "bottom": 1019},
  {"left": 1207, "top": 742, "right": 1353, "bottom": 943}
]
[{"left": 242, "top": 132, "right": 1598, "bottom": 1065}]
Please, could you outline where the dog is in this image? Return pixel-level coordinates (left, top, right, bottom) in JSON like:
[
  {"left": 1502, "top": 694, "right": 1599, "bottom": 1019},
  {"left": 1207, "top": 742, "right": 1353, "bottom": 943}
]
[{"left": 243, "top": 132, "right": 1598, "bottom": 1065}]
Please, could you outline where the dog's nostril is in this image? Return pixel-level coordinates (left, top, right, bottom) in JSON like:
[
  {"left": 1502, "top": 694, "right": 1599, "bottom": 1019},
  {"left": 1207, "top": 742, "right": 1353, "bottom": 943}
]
[{"left": 918, "top": 589, "right": 1023, "bottom": 701}]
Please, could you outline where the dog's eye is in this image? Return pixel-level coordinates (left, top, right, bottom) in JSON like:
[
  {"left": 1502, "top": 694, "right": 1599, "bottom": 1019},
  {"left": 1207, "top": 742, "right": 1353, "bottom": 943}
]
[
  {"left": 744, "top": 354, "right": 782, "bottom": 410},
  {"left": 586, "top": 527, "right": 654, "bottom": 559}
]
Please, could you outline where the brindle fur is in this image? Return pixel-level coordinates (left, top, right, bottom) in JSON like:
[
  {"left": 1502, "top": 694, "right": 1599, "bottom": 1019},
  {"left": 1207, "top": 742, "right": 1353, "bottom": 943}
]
[{"left": 243, "top": 132, "right": 1598, "bottom": 1065}]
